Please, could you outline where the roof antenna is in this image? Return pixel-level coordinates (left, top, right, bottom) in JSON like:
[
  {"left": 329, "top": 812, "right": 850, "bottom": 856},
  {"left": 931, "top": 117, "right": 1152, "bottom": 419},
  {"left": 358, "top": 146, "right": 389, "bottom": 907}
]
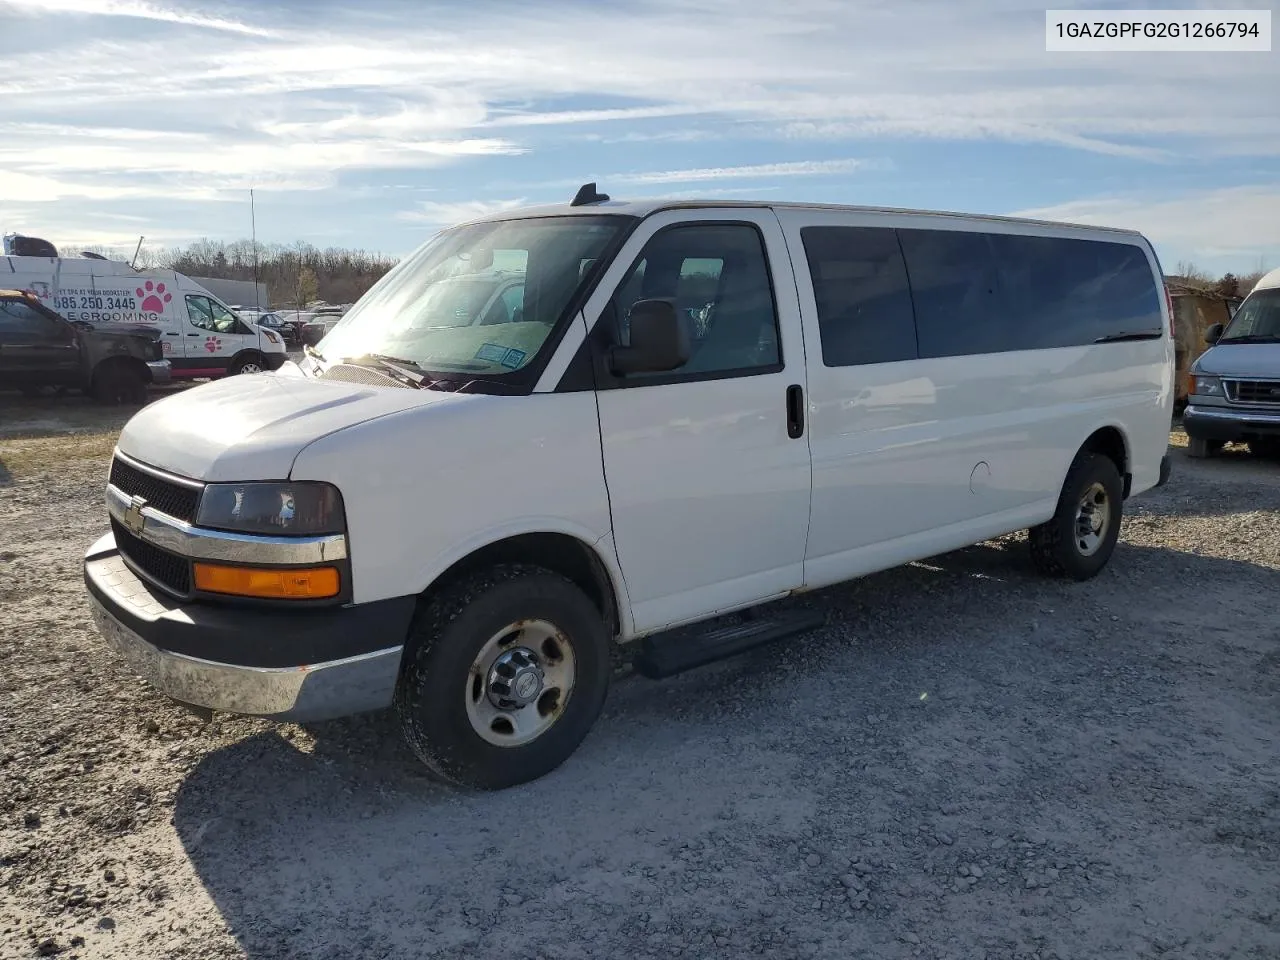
[{"left": 570, "top": 182, "right": 610, "bottom": 207}]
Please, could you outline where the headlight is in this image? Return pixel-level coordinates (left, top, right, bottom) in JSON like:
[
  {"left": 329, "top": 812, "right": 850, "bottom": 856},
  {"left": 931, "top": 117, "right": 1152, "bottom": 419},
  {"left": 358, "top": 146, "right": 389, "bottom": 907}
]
[
  {"left": 263, "top": 330, "right": 280, "bottom": 344},
  {"left": 196, "top": 481, "right": 345, "bottom": 535},
  {"left": 1191, "top": 375, "right": 1224, "bottom": 397}
]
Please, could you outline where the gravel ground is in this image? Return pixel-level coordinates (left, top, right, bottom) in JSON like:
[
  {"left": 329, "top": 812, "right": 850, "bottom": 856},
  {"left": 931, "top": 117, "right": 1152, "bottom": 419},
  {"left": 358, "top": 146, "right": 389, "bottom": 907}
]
[{"left": 2, "top": 400, "right": 1278, "bottom": 960}]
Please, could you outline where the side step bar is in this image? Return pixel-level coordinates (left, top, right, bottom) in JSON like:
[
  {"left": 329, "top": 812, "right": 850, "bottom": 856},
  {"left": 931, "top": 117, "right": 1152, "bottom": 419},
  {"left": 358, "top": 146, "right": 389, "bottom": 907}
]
[{"left": 632, "top": 607, "right": 826, "bottom": 680}]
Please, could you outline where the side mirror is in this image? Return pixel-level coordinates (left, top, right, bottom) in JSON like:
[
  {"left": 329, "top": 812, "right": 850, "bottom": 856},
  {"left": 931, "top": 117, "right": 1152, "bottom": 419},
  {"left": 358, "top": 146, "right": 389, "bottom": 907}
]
[
  {"left": 1204, "top": 323, "right": 1224, "bottom": 345},
  {"left": 609, "top": 299, "right": 692, "bottom": 375}
]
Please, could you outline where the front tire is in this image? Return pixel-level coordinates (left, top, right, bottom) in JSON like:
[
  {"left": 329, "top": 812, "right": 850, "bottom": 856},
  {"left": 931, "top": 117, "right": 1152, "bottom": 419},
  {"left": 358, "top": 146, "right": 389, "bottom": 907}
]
[
  {"left": 1187, "top": 436, "right": 1225, "bottom": 458},
  {"left": 1028, "top": 452, "right": 1124, "bottom": 581},
  {"left": 90, "top": 363, "right": 146, "bottom": 405},
  {"left": 1248, "top": 439, "right": 1280, "bottom": 459},
  {"left": 395, "top": 564, "right": 611, "bottom": 790},
  {"left": 229, "top": 353, "right": 265, "bottom": 375}
]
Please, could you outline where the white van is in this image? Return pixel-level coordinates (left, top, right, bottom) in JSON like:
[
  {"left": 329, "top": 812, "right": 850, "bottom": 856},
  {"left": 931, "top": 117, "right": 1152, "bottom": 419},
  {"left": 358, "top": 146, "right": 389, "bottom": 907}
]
[
  {"left": 83, "top": 187, "right": 1174, "bottom": 789},
  {"left": 1184, "top": 266, "right": 1280, "bottom": 458},
  {"left": 2, "top": 242, "right": 287, "bottom": 378}
]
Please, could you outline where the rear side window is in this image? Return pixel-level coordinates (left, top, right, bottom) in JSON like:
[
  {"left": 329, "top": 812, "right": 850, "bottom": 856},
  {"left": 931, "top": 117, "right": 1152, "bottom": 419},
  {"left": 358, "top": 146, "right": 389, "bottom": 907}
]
[
  {"left": 990, "top": 234, "right": 1162, "bottom": 349},
  {"left": 898, "top": 229, "right": 1007, "bottom": 359},
  {"left": 801, "top": 226, "right": 917, "bottom": 366}
]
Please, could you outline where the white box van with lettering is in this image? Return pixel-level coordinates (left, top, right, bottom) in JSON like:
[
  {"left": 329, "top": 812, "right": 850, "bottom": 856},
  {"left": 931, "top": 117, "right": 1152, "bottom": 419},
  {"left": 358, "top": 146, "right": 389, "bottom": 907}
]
[
  {"left": 83, "top": 186, "right": 1174, "bottom": 789},
  {"left": 2, "top": 246, "right": 287, "bottom": 378}
]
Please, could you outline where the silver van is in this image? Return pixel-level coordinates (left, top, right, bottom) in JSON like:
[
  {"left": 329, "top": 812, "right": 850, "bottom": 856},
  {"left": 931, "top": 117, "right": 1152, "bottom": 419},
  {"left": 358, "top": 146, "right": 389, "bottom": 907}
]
[{"left": 1185, "top": 267, "right": 1280, "bottom": 458}]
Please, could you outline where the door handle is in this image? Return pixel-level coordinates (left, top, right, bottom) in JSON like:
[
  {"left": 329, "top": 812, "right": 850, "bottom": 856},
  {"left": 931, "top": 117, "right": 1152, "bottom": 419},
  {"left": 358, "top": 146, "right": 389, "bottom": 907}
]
[
  {"left": 785, "top": 384, "right": 805, "bottom": 439},
  {"left": 166, "top": 332, "right": 179, "bottom": 336},
  {"left": 187, "top": 333, "right": 200, "bottom": 337}
]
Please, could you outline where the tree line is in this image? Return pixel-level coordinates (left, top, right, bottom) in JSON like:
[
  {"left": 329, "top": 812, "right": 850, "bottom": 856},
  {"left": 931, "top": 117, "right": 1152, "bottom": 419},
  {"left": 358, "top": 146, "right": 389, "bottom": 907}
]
[{"left": 84, "top": 239, "right": 399, "bottom": 310}]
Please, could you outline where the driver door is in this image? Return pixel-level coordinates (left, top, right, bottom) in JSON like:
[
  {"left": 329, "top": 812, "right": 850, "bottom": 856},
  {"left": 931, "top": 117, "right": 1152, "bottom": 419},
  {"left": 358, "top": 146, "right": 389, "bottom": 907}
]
[{"left": 181, "top": 295, "right": 256, "bottom": 375}]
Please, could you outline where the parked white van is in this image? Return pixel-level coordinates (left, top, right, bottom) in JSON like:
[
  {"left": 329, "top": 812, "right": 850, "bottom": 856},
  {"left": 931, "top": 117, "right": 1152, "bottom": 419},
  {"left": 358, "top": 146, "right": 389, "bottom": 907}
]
[
  {"left": 83, "top": 186, "right": 1174, "bottom": 789},
  {"left": 2, "top": 239, "right": 287, "bottom": 378},
  {"left": 1184, "top": 266, "right": 1280, "bottom": 458}
]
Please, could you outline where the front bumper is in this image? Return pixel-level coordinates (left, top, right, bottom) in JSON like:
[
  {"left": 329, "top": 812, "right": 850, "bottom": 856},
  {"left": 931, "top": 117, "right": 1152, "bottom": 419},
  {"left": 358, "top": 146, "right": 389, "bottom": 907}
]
[
  {"left": 1184, "top": 404, "right": 1280, "bottom": 443},
  {"left": 83, "top": 533, "right": 415, "bottom": 721},
  {"left": 146, "top": 359, "right": 172, "bottom": 385}
]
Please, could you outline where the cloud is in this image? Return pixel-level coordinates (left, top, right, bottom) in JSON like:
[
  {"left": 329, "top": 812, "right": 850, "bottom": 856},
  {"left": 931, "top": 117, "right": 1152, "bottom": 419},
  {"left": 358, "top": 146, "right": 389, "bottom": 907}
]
[
  {"left": 0, "top": 0, "right": 275, "bottom": 36},
  {"left": 616, "top": 159, "right": 870, "bottom": 185},
  {"left": 398, "top": 198, "right": 531, "bottom": 225},
  {"left": 1013, "top": 186, "right": 1280, "bottom": 267}
]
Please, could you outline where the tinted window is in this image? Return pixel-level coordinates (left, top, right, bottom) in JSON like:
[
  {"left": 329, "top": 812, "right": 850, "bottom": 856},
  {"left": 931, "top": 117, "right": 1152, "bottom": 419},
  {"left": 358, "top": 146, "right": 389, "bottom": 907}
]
[
  {"left": 611, "top": 223, "right": 780, "bottom": 378},
  {"left": 801, "top": 226, "right": 917, "bottom": 366},
  {"left": 990, "top": 234, "right": 1161, "bottom": 349},
  {"left": 0, "top": 300, "right": 59, "bottom": 337},
  {"left": 897, "top": 229, "right": 1007, "bottom": 359}
]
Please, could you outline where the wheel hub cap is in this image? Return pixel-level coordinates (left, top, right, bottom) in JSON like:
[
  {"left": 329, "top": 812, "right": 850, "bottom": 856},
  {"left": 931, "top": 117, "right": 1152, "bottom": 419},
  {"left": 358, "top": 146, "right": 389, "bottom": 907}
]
[{"left": 487, "top": 647, "right": 544, "bottom": 710}]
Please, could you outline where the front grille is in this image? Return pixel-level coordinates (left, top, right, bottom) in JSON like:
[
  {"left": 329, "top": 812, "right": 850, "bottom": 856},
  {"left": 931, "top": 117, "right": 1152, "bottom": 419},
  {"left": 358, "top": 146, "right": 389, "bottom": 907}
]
[
  {"left": 111, "top": 517, "right": 192, "bottom": 596},
  {"left": 108, "top": 457, "right": 201, "bottom": 522},
  {"left": 1225, "top": 379, "right": 1280, "bottom": 406}
]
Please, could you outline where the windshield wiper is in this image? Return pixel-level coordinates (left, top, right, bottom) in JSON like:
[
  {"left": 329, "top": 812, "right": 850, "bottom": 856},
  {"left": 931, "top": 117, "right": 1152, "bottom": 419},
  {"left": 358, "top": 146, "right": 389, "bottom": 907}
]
[
  {"left": 1218, "top": 334, "right": 1280, "bottom": 344},
  {"left": 348, "top": 353, "right": 428, "bottom": 387},
  {"left": 1094, "top": 330, "right": 1163, "bottom": 344}
]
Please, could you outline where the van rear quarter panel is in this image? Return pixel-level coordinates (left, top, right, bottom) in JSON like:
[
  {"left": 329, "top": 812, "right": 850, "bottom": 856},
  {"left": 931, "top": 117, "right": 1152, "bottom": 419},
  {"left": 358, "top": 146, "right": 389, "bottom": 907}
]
[
  {"left": 774, "top": 208, "right": 1172, "bottom": 576},
  {"left": 287, "top": 390, "right": 624, "bottom": 619}
]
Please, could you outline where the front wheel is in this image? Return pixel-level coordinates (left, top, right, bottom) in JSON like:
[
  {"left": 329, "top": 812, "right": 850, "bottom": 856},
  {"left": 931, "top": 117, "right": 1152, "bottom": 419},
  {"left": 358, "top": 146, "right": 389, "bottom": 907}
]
[
  {"left": 1248, "top": 439, "right": 1280, "bottom": 459},
  {"left": 395, "top": 564, "right": 611, "bottom": 789},
  {"left": 1028, "top": 452, "right": 1124, "bottom": 581},
  {"left": 90, "top": 363, "right": 146, "bottom": 405},
  {"left": 229, "top": 353, "right": 265, "bottom": 375}
]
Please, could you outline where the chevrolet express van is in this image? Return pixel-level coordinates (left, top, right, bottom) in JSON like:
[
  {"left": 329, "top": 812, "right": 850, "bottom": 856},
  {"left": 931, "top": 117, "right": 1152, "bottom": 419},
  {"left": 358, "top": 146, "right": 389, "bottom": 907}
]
[
  {"left": 1184, "top": 266, "right": 1280, "bottom": 458},
  {"left": 2, "top": 242, "right": 288, "bottom": 378},
  {"left": 83, "top": 187, "right": 1174, "bottom": 789}
]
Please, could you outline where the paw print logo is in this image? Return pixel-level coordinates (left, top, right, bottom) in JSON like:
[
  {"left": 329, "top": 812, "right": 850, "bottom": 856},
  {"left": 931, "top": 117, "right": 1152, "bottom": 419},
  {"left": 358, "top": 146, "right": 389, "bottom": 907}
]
[
  {"left": 204, "top": 336, "right": 222, "bottom": 353},
  {"left": 136, "top": 280, "right": 172, "bottom": 313}
]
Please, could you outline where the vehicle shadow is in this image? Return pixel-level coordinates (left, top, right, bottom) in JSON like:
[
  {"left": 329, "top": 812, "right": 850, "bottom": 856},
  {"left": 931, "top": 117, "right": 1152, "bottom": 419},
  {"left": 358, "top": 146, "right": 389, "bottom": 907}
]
[{"left": 170, "top": 537, "right": 1280, "bottom": 959}]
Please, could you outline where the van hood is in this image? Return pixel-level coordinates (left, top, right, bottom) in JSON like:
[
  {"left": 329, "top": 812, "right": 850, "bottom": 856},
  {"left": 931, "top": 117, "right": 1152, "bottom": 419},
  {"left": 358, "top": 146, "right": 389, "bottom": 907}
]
[
  {"left": 1195, "top": 342, "right": 1280, "bottom": 379},
  {"left": 116, "top": 372, "right": 472, "bottom": 482}
]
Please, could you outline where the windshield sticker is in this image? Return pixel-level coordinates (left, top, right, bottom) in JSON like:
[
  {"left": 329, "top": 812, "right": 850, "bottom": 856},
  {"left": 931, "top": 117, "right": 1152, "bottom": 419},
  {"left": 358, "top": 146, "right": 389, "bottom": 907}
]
[
  {"left": 500, "top": 347, "right": 526, "bottom": 369},
  {"left": 474, "top": 342, "right": 509, "bottom": 363}
]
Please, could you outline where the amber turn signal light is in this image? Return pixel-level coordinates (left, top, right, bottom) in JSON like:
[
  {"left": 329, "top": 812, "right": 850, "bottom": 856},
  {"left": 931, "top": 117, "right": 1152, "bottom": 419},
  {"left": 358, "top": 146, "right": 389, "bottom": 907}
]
[{"left": 193, "top": 563, "right": 340, "bottom": 599}]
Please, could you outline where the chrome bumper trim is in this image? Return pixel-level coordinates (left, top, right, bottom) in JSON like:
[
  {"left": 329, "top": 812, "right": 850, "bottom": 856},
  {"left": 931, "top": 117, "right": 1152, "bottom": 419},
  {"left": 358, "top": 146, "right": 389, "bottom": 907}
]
[
  {"left": 1185, "top": 404, "right": 1280, "bottom": 424},
  {"left": 145, "top": 359, "right": 172, "bottom": 384},
  {"left": 106, "top": 482, "right": 348, "bottom": 564},
  {"left": 88, "top": 593, "right": 401, "bottom": 721}
]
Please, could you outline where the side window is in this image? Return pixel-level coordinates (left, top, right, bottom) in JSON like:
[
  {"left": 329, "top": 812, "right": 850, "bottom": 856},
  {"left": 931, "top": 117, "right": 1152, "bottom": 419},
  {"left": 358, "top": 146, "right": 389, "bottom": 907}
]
[
  {"left": 481, "top": 283, "right": 525, "bottom": 325},
  {"left": 610, "top": 223, "right": 781, "bottom": 379},
  {"left": 0, "top": 300, "right": 61, "bottom": 337},
  {"left": 207, "top": 300, "right": 245, "bottom": 334},
  {"left": 185, "top": 295, "right": 216, "bottom": 332},
  {"left": 991, "top": 235, "right": 1162, "bottom": 349},
  {"left": 897, "top": 229, "right": 1009, "bottom": 359},
  {"left": 801, "top": 226, "right": 917, "bottom": 366}
]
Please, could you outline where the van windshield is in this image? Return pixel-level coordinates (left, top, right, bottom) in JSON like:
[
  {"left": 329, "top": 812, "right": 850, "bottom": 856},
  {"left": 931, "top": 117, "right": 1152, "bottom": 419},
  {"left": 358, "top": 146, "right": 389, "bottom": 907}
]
[
  {"left": 1219, "top": 289, "right": 1280, "bottom": 343},
  {"left": 317, "top": 215, "right": 631, "bottom": 378}
]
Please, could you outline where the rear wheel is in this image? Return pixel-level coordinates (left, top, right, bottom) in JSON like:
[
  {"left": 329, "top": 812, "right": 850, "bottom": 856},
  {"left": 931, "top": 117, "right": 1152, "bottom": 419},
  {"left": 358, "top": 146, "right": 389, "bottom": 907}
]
[
  {"left": 90, "top": 362, "right": 146, "bottom": 405},
  {"left": 1187, "top": 436, "right": 1225, "bottom": 458},
  {"left": 395, "top": 564, "right": 611, "bottom": 789},
  {"left": 1028, "top": 452, "right": 1124, "bottom": 581},
  {"left": 229, "top": 353, "right": 265, "bottom": 375}
]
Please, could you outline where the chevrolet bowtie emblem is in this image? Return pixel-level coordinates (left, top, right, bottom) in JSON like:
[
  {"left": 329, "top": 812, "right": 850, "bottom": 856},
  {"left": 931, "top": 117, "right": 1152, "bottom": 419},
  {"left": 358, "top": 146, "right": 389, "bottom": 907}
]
[{"left": 123, "top": 496, "right": 147, "bottom": 536}]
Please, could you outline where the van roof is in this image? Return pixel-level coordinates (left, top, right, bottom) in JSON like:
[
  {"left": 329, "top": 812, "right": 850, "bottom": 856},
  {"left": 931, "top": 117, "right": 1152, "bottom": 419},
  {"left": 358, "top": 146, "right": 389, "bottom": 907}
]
[
  {"left": 454, "top": 197, "right": 1148, "bottom": 239},
  {"left": 1252, "top": 267, "right": 1280, "bottom": 292}
]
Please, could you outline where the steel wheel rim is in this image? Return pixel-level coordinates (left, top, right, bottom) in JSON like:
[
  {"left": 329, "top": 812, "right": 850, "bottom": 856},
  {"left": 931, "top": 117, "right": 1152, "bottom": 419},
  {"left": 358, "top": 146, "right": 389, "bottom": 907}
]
[
  {"left": 1074, "top": 481, "right": 1110, "bottom": 557},
  {"left": 464, "top": 619, "right": 576, "bottom": 748}
]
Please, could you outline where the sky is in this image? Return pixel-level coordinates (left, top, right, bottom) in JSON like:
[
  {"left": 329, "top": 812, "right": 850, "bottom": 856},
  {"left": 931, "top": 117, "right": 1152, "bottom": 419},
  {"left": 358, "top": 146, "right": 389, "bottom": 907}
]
[{"left": 0, "top": 0, "right": 1277, "bottom": 276}]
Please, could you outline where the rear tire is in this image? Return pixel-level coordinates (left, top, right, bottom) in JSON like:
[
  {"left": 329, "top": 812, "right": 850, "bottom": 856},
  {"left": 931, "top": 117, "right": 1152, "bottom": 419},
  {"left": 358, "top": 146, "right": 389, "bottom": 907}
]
[
  {"left": 1187, "top": 437, "right": 1225, "bottom": 459},
  {"left": 1028, "top": 452, "right": 1124, "bottom": 581},
  {"left": 395, "top": 564, "right": 611, "bottom": 790},
  {"left": 90, "top": 363, "right": 146, "bottom": 405}
]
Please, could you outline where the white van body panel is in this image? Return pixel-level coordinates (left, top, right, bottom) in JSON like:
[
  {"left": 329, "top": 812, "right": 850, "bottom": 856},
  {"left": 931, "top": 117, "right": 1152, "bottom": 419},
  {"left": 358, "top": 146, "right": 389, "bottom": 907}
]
[
  {"left": 116, "top": 375, "right": 442, "bottom": 481},
  {"left": 1, "top": 254, "right": 285, "bottom": 375},
  {"left": 289, "top": 392, "right": 624, "bottom": 616},
  {"left": 772, "top": 206, "right": 1172, "bottom": 588},
  {"left": 1251, "top": 267, "right": 1280, "bottom": 292}
]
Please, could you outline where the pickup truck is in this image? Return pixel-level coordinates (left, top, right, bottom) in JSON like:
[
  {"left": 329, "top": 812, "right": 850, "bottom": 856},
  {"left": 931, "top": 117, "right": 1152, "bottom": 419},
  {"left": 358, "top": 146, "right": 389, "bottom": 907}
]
[{"left": 0, "top": 289, "right": 171, "bottom": 403}]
